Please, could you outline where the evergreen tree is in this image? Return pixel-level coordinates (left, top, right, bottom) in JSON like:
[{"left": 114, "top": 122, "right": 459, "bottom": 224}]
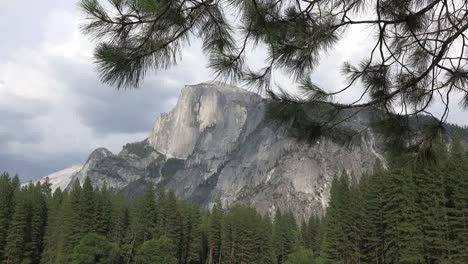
[
  {"left": 23, "top": 183, "right": 48, "bottom": 264},
  {"left": 222, "top": 206, "right": 274, "bottom": 264},
  {"left": 0, "top": 173, "right": 15, "bottom": 259},
  {"left": 180, "top": 204, "right": 202, "bottom": 264},
  {"left": 442, "top": 138, "right": 468, "bottom": 262},
  {"left": 207, "top": 200, "right": 223, "bottom": 264},
  {"left": 3, "top": 188, "right": 29, "bottom": 264},
  {"left": 258, "top": 214, "right": 276, "bottom": 264},
  {"left": 94, "top": 184, "right": 112, "bottom": 237},
  {"left": 110, "top": 196, "right": 132, "bottom": 263},
  {"left": 2, "top": 146, "right": 468, "bottom": 264},
  {"left": 383, "top": 169, "right": 424, "bottom": 263},
  {"left": 80, "top": 0, "right": 468, "bottom": 142},
  {"left": 413, "top": 161, "right": 447, "bottom": 262},
  {"left": 322, "top": 175, "right": 352, "bottom": 263},
  {"left": 347, "top": 174, "right": 365, "bottom": 263},
  {"left": 59, "top": 180, "right": 83, "bottom": 262},
  {"left": 79, "top": 177, "right": 96, "bottom": 234},
  {"left": 70, "top": 233, "right": 120, "bottom": 264},
  {"left": 40, "top": 189, "right": 64, "bottom": 264},
  {"left": 161, "top": 191, "right": 183, "bottom": 257},
  {"left": 134, "top": 183, "right": 157, "bottom": 243},
  {"left": 110, "top": 195, "right": 130, "bottom": 245},
  {"left": 285, "top": 249, "right": 315, "bottom": 264},
  {"left": 10, "top": 176, "right": 19, "bottom": 190},
  {"left": 273, "top": 210, "right": 299, "bottom": 264},
  {"left": 304, "top": 214, "right": 321, "bottom": 255},
  {"left": 135, "top": 236, "right": 177, "bottom": 264},
  {"left": 359, "top": 167, "right": 387, "bottom": 264}
]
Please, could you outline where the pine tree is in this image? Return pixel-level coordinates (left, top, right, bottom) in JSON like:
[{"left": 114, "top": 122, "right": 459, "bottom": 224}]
[
  {"left": 304, "top": 214, "right": 321, "bottom": 254},
  {"left": 134, "top": 182, "right": 157, "bottom": 243},
  {"left": 412, "top": 160, "right": 447, "bottom": 262},
  {"left": 135, "top": 236, "right": 177, "bottom": 264},
  {"left": 58, "top": 180, "right": 83, "bottom": 262},
  {"left": 94, "top": 184, "right": 112, "bottom": 237},
  {"left": 110, "top": 195, "right": 130, "bottom": 245},
  {"left": 285, "top": 249, "right": 314, "bottom": 264},
  {"left": 70, "top": 233, "right": 120, "bottom": 264},
  {"left": 347, "top": 174, "right": 365, "bottom": 263},
  {"left": 322, "top": 175, "right": 351, "bottom": 263},
  {"left": 40, "top": 189, "right": 64, "bottom": 264},
  {"left": 207, "top": 200, "right": 223, "bottom": 264},
  {"left": 161, "top": 191, "right": 183, "bottom": 257},
  {"left": 359, "top": 167, "right": 387, "bottom": 264},
  {"left": 0, "top": 173, "right": 15, "bottom": 259},
  {"left": 383, "top": 169, "right": 424, "bottom": 263},
  {"left": 5, "top": 147, "right": 468, "bottom": 264},
  {"left": 221, "top": 206, "right": 274, "bottom": 264},
  {"left": 79, "top": 177, "right": 96, "bottom": 234},
  {"left": 273, "top": 210, "right": 298, "bottom": 264},
  {"left": 183, "top": 205, "right": 203, "bottom": 264},
  {"left": 188, "top": 207, "right": 200, "bottom": 264},
  {"left": 258, "top": 214, "right": 276, "bottom": 264},
  {"left": 110, "top": 195, "right": 132, "bottom": 263},
  {"left": 80, "top": 0, "right": 468, "bottom": 141},
  {"left": 23, "top": 183, "right": 48, "bottom": 264},
  {"left": 443, "top": 138, "right": 468, "bottom": 262},
  {"left": 10, "top": 176, "right": 19, "bottom": 190},
  {"left": 3, "top": 188, "right": 29, "bottom": 264}
]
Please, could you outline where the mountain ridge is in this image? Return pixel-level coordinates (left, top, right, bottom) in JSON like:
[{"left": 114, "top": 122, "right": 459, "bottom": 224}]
[{"left": 34, "top": 82, "right": 392, "bottom": 218}]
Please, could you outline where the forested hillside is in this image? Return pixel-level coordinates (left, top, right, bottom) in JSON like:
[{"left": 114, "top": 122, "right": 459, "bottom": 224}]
[{"left": 1, "top": 138, "right": 467, "bottom": 264}]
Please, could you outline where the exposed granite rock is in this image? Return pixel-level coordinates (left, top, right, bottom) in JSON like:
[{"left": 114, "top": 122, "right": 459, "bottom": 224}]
[
  {"left": 41, "top": 81, "right": 390, "bottom": 219},
  {"left": 28, "top": 165, "right": 82, "bottom": 191}
]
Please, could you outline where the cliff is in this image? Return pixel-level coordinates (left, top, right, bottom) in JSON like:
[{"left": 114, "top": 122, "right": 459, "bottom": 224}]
[{"left": 40, "top": 82, "right": 386, "bottom": 218}]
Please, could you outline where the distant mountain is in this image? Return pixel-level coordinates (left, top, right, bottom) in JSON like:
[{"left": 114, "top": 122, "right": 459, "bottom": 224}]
[
  {"left": 29, "top": 165, "right": 82, "bottom": 191},
  {"left": 35, "top": 82, "right": 401, "bottom": 219}
]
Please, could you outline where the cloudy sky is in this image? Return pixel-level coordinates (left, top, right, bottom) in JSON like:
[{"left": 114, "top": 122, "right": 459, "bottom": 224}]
[
  {"left": 0, "top": 0, "right": 213, "bottom": 180},
  {"left": 1, "top": 0, "right": 467, "bottom": 181}
]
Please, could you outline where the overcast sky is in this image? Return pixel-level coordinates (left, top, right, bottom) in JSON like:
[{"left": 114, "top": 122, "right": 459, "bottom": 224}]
[{"left": 1, "top": 0, "right": 467, "bottom": 181}]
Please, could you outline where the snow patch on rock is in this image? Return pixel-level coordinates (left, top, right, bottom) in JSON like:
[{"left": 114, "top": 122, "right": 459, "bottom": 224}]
[{"left": 33, "top": 165, "right": 82, "bottom": 191}]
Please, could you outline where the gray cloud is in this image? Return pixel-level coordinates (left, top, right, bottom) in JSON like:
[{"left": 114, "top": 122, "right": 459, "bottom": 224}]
[
  {"left": 0, "top": 115, "right": 40, "bottom": 144},
  {"left": 0, "top": 97, "right": 49, "bottom": 143},
  {"left": 0, "top": 0, "right": 466, "bottom": 183},
  {"left": 75, "top": 82, "right": 178, "bottom": 135},
  {"left": 0, "top": 153, "right": 85, "bottom": 182},
  {"left": 47, "top": 58, "right": 193, "bottom": 135},
  {"left": 0, "top": 0, "right": 72, "bottom": 61},
  {"left": 0, "top": 0, "right": 210, "bottom": 181}
]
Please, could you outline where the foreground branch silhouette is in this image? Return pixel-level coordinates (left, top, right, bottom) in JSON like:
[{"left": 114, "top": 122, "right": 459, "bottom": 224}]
[{"left": 80, "top": 0, "right": 468, "bottom": 149}]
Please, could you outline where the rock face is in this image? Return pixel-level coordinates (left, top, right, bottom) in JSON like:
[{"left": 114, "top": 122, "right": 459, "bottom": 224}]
[
  {"left": 30, "top": 165, "right": 82, "bottom": 191},
  {"left": 41, "top": 81, "right": 386, "bottom": 219}
]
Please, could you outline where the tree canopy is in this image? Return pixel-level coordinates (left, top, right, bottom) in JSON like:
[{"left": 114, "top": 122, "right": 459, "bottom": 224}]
[
  {"left": 80, "top": 0, "right": 468, "bottom": 145},
  {"left": 1, "top": 138, "right": 468, "bottom": 263}
]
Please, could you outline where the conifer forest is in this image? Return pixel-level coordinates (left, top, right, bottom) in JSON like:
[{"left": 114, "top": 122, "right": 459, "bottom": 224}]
[
  {"left": 0, "top": 139, "right": 467, "bottom": 264},
  {"left": 3, "top": 0, "right": 468, "bottom": 263}
]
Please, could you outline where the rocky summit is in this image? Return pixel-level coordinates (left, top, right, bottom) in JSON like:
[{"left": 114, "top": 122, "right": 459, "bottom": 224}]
[{"left": 35, "top": 81, "right": 386, "bottom": 219}]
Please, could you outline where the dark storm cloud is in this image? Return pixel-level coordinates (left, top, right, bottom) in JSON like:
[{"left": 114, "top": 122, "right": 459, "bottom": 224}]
[
  {"left": 75, "top": 80, "right": 180, "bottom": 135},
  {"left": 0, "top": 0, "right": 205, "bottom": 181},
  {"left": 0, "top": 116, "right": 40, "bottom": 143},
  {"left": 47, "top": 57, "right": 198, "bottom": 135},
  {"left": 0, "top": 23, "right": 202, "bottom": 181},
  {"left": 1, "top": 0, "right": 466, "bottom": 184},
  {"left": 0, "top": 153, "right": 84, "bottom": 182},
  {"left": 0, "top": 98, "right": 49, "bottom": 143}
]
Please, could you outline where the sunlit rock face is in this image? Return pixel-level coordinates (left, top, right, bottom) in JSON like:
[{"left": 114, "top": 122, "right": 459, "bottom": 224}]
[
  {"left": 40, "top": 81, "right": 385, "bottom": 219},
  {"left": 148, "top": 82, "right": 264, "bottom": 161},
  {"left": 29, "top": 165, "right": 82, "bottom": 191}
]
